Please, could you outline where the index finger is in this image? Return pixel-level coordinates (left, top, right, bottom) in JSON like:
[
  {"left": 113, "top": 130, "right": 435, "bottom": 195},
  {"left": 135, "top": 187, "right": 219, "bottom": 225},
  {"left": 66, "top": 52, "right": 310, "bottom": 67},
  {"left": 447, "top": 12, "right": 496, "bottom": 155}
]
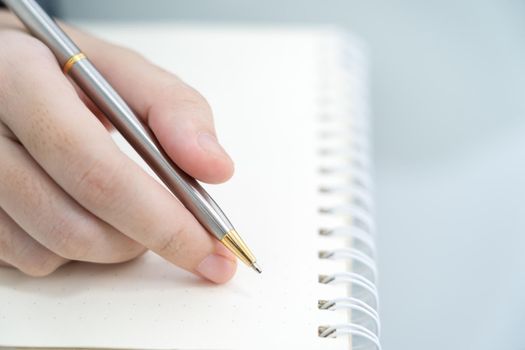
[{"left": 66, "top": 26, "right": 235, "bottom": 184}]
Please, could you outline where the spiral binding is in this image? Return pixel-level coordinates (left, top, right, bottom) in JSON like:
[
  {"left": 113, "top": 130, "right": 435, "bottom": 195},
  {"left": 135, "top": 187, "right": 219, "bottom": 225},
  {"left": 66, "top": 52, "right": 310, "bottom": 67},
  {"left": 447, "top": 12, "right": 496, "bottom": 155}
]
[{"left": 317, "top": 32, "right": 381, "bottom": 349}]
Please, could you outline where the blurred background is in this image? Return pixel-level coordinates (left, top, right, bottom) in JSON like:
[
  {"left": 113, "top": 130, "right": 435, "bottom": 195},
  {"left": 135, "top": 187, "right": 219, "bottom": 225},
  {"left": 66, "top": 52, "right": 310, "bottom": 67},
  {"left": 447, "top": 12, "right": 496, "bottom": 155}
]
[{"left": 45, "top": 0, "right": 525, "bottom": 348}]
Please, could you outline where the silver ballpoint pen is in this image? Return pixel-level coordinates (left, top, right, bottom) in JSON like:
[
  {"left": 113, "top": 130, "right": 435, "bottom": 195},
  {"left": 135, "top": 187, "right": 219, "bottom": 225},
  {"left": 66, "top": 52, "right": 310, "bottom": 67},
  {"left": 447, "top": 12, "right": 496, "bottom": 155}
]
[{"left": 5, "top": 0, "right": 261, "bottom": 273}]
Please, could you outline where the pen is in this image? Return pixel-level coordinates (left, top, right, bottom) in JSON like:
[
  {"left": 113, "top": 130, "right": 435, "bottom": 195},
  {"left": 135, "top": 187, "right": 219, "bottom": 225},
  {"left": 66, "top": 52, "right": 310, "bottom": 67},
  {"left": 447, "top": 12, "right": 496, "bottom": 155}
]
[{"left": 4, "top": 0, "right": 261, "bottom": 274}]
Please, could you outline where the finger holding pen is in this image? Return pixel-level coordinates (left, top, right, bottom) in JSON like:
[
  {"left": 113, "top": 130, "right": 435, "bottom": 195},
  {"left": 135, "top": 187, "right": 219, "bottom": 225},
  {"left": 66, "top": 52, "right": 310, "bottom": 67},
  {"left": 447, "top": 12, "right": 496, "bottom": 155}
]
[{"left": 0, "top": 20, "right": 237, "bottom": 283}]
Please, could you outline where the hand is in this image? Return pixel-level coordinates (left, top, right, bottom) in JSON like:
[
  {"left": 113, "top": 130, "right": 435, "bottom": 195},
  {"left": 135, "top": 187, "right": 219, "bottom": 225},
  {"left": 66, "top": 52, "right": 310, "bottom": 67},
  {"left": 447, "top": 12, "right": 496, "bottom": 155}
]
[{"left": 0, "top": 11, "right": 236, "bottom": 283}]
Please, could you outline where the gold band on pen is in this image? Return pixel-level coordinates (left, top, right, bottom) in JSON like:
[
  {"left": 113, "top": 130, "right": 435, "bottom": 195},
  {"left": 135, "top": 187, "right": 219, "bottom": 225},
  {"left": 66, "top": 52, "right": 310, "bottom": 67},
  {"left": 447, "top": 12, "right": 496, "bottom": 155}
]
[{"left": 62, "top": 52, "right": 86, "bottom": 74}]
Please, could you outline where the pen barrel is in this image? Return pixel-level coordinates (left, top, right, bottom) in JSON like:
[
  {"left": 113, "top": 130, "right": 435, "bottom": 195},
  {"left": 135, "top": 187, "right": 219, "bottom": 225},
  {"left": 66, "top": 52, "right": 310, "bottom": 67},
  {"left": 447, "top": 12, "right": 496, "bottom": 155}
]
[
  {"left": 69, "top": 60, "right": 234, "bottom": 240},
  {"left": 5, "top": 0, "right": 234, "bottom": 240}
]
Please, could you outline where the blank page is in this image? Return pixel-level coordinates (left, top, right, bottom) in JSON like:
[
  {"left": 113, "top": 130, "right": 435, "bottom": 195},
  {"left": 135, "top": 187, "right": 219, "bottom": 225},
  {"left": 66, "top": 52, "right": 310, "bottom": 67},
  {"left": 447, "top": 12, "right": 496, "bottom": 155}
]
[{"left": 0, "top": 25, "right": 352, "bottom": 349}]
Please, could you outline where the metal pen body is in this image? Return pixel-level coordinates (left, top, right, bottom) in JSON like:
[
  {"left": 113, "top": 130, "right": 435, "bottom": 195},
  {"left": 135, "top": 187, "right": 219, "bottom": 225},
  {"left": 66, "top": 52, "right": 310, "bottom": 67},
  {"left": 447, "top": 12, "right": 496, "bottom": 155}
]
[
  {"left": 70, "top": 59, "right": 234, "bottom": 240},
  {"left": 4, "top": 0, "right": 233, "bottom": 239}
]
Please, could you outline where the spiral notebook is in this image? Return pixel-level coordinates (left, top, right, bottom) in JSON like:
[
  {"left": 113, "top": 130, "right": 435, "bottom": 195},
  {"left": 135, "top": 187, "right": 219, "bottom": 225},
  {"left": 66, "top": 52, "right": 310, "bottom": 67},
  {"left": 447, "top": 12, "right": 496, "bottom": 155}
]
[{"left": 0, "top": 25, "right": 379, "bottom": 349}]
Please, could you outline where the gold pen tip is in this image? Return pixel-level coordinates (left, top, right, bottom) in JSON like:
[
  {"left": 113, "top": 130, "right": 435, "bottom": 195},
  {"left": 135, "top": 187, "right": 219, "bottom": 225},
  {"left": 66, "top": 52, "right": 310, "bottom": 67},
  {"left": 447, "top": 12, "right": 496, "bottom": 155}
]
[{"left": 252, "top": 262, "right": 262, "bottom": 274}]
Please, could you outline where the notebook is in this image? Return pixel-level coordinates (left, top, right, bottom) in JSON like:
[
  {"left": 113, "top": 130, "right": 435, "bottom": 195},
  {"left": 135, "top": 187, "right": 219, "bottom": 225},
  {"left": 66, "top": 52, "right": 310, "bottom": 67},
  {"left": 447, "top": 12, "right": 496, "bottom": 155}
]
[{"left": 0, "top": 25, "right": 379, "bottom": 350}]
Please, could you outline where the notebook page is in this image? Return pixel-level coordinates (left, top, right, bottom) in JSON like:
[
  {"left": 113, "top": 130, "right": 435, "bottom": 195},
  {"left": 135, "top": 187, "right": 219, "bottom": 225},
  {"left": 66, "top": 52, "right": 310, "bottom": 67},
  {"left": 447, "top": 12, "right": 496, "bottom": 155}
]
[{"left": 0, "top": 26, "right": 348, "bottom": 349}]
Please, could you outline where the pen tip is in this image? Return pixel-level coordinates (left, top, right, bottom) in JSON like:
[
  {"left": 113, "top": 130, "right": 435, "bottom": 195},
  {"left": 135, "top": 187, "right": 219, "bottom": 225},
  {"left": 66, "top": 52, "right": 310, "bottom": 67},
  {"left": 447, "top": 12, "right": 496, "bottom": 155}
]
[{"left": 252, "top": 262, "right": 262, "bottom": 274}]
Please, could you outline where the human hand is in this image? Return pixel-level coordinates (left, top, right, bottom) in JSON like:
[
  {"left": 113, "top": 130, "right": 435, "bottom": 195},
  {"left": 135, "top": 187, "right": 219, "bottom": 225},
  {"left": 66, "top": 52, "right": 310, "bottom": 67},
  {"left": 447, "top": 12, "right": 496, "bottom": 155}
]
[{"left": 0, "top": 11, "right": 237, "bottom": 283}]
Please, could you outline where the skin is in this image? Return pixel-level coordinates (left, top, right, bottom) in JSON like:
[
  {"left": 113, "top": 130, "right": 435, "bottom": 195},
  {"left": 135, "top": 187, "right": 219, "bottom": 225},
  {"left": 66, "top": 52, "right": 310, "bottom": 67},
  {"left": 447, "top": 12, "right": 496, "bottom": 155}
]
[{"left": 0, "top": 10, "right": 237, "bottom": 283}]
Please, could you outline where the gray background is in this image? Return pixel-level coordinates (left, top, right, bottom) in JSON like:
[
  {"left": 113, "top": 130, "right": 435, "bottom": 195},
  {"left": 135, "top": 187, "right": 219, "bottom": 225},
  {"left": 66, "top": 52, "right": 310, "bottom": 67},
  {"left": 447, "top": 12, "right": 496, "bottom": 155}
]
[{"left": 55, "top": 1, "right": 525, "bottom": 348}]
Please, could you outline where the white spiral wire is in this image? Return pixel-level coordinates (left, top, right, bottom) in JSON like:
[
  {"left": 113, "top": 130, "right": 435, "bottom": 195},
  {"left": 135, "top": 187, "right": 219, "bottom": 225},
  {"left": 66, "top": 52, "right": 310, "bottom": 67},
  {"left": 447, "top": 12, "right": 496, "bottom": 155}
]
[{"left": 316, "top": 33, "right": 380, "bottom": 349}]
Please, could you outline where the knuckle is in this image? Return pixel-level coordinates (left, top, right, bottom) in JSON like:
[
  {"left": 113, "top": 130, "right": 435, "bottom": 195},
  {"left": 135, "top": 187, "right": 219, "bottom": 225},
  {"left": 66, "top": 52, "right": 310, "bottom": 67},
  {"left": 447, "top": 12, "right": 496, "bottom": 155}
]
[
  {"left": 45, "top": 215, "right": 92, "bottom": 260},
  {"left": 73, "top": 155, "right": 128, "bottom": 213},
  {"left": 153, "top": 82, "right": 214, "bottom": 123},
  {"left": 155, "top": 226, "right": 187, "bottom": 259},
  {"left": 177, "top": 85, "right": 212, "bottom": 112}
]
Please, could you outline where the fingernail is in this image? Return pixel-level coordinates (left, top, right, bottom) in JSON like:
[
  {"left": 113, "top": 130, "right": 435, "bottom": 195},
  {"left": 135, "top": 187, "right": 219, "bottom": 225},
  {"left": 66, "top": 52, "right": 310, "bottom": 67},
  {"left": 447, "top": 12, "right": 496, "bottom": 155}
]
[
  {"left": 197, "top": 132, "right": 229, "bottom": 159},
  {"left": 197, "top": 254, "right": 237, "bottom": 284}
]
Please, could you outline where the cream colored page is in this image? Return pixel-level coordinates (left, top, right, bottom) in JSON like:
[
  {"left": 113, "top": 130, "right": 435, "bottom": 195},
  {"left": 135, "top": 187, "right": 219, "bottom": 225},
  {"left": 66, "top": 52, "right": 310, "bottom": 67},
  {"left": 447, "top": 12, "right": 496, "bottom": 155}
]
[{"left": 0, "top": 26, "right": 346, "bottom": 349}]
